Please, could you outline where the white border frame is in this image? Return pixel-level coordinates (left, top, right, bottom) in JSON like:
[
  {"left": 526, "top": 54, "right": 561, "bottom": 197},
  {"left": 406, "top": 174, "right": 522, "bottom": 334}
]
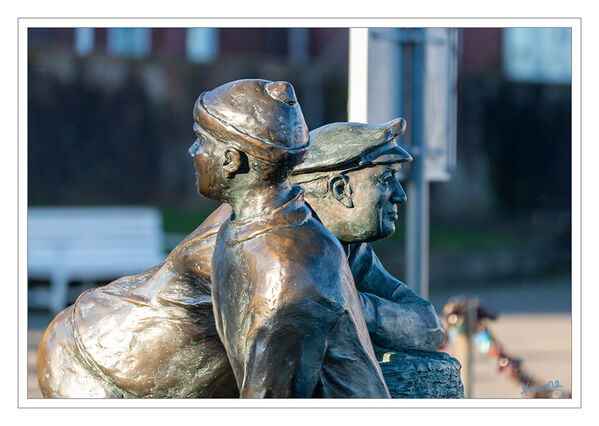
[{"left": 18, "top": 17, "right": 581, "bottom": 409}]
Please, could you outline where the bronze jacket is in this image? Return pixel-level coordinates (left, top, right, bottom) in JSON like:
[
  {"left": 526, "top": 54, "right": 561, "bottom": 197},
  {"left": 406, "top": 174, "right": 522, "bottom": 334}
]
[
  {"left": 211, "top": 187, "right": 390, "bottom": 398},
  {"left": 347, "top": 243, "right": 445, "bottom": 352},
  {"left": 37, "top": 192, "right": 442, "bottom": 398}
]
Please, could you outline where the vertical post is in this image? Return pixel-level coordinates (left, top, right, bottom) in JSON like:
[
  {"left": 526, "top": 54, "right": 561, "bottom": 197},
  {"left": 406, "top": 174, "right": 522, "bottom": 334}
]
[
  {"left": 453, "top": 298, "right": 478, "bottom": 398},
  {"left": 405, "top": 176, "right": 429, "bottom": 299},
  {"left": 405, "top": 29, "right": 430, "bottom": 300},
  {"left": 351, "top": 28, "right": 458, "bottom": 301},
  {"left": 453, "top": 325, "right": 471, "bottom": 397},
  {"left": 348, "top": 28, "right": 369, "bottom": 123}
]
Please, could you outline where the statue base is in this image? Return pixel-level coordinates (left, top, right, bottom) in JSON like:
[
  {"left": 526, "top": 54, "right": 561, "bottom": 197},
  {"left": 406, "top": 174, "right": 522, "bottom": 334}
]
[{"left": 376, "top": 347, "right": 464, "bottom": 398}]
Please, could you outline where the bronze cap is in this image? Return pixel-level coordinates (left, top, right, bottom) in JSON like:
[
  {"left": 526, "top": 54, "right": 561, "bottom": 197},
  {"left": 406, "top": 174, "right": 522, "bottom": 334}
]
[
  {"left": 292, "top": 118, "right": 412, "bottom": 175},
  {"left": 194, "top": 79, "right": 309, "bottom": 165}
]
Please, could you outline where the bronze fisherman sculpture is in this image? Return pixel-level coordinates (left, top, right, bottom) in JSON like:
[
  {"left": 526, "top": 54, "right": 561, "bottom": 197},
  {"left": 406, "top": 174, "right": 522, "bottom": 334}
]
[
  {"left": 37, "top": 79, "right": 446, "bottom": 398},
  {"left": 203, "top": 79, "right": 389, "bottom": 397}
]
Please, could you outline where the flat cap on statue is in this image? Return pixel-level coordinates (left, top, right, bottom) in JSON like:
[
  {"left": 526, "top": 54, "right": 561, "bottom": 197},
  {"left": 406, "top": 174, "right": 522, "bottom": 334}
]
[
  {"left": 193, "top": 79, "right": 309, "bottom": 165},
  {"left": 292, "top": 118, "right": 412, "bottom": 175}
]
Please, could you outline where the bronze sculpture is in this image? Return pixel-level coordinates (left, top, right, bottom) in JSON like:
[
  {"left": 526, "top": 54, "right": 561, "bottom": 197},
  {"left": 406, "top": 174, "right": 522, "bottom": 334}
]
[
  {"left": 290, "top": 120, "right": 444, "bottom": 352},
  {"left": 198, "top": 79, "right": 389, "bottom": 397},
  {"left": 37, "top": 79, "right": 444, "bottom": 398}
]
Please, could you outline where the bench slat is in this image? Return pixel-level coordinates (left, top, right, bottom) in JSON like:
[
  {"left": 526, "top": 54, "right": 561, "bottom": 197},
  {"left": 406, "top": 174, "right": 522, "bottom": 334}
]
[{"left": 27, "top": 206, "right": 167, "bottom": 314}]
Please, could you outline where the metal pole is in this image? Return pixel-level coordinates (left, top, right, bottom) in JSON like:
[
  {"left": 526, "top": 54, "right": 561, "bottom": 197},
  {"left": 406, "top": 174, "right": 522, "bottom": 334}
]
[
  {"left": 406, "top": 179, "right": 429, "bottom": 300},
  {"left": 453, "top": 297, "right": 478, "bottom": 398},
  {"left": 405, "top": 29, "right": 430, "bottom": 300}
]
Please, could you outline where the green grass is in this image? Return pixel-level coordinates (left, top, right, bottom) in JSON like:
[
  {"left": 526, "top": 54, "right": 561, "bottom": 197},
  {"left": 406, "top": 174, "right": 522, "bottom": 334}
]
[
  {"left": 161, "top": 206, "right": 534, "bottom": 254},
  {"left": 160, "top": 207, "right": 218, "bottom": 235},
  {"left": 375, "top": 223, "right": 532, "bottom": 252}
]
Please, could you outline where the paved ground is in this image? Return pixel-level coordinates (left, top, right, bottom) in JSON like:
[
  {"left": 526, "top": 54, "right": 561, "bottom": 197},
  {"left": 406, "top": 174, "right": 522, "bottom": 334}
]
[
  {"left": 453, "top": 313, "right": 571, "bottom": 398},
  {"left": 26, "top": 275, "right": 572, "bottom": 400}
]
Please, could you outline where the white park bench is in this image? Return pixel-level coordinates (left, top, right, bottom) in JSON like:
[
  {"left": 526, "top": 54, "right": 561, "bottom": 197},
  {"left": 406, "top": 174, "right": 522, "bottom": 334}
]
[{"left": 28, "top": 207, "right": 165, "bottom": 315}]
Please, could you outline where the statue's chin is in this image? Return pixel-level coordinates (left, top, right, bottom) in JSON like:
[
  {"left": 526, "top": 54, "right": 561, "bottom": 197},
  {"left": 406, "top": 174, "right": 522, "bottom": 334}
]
[
  {"left": 321, "top": 215, "right": 395, "bottom": 244},
  {"left": 382, "top": 224, "right": 396, "bottom": 239},
  {"left": 361, "top": 226, "right": 395, "bottom": 243},
  {"left": 334, "top": 227, "right": 393, "bottom": 244}
]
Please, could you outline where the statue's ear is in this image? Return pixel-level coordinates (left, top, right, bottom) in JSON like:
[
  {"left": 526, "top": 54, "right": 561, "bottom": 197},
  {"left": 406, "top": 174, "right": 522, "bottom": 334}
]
[
  {"left": 223, "top": 148, "right": 242, "bottom": 178},
  {"left": 330, "top": 174, "right": 354, "bottom": 208}
]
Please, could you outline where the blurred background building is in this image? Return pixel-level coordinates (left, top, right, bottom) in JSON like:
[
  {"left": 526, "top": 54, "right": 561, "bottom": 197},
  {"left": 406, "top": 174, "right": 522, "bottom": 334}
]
[{"left": 26, "top": 27, "right": 572, "bottom": 398}]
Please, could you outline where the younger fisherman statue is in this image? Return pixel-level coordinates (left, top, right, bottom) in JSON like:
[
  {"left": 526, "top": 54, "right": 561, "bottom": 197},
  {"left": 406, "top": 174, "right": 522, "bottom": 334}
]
[{"left": 192, "top": 79, "right": 390, "bottom": 398}]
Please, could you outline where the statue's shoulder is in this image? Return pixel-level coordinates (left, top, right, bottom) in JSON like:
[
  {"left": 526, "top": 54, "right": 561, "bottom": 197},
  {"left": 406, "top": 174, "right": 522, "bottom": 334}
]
[
  {"left": 259, "top": 215, "right": 347, "bottom": 269},
  {"left": 167, "top": 203, "right": 232, "bottom": 259},
  {"left": 255, "top": 217, "right": 353, "bottom": 308}
]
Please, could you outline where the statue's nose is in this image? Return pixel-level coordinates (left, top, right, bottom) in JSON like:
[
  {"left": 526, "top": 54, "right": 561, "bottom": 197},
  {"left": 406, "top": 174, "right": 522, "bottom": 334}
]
[{"left": 391, "top": 181, "right": 407, "bottom": 204}]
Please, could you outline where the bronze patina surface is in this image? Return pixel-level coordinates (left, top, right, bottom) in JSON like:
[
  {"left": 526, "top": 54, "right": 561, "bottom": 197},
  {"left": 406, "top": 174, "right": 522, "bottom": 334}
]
[
  {"left": 290, "top": 119, "right": 444, "bottom": 352},
  {"left": 37, "top": 79, "right": 443, "bottom": 398},
  {"left": 36, "top": 213, "right": 238, "bottom": 398},
  {"left": 198, "top": 79, "right": 389, "bottom": 397}
]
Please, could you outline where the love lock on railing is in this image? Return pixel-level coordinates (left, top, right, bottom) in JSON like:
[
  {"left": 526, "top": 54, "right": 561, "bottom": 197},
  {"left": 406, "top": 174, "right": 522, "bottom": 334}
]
[{"left": 440, "top": 296, "right": 571, "bottom": 399}]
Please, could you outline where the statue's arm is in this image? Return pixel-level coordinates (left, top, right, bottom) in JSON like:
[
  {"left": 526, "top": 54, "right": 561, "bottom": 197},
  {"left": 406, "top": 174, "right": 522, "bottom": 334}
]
[
  {"left": 348, "top": 242, "right": 445, "bottom": 351},
  {"left": 358, "top": 291, "right": 444, "bottom": 351}
]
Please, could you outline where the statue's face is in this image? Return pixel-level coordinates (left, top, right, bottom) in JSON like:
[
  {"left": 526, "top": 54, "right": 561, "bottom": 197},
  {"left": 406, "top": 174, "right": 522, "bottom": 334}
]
[
  {"left": 306, "top": 163, "right": 406, "bottom": 244},
  {"left": 344, "top": 163, "right": 406, "bottom": 242},
  {"left": 189, "top": 131, "right": 228, "bottom": 201}
]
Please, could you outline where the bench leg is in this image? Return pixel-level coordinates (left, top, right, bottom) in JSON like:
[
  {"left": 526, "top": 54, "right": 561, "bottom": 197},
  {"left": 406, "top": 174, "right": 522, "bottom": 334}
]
[{"left": 50, "top": 272, "right": 68, "bottom": 316}]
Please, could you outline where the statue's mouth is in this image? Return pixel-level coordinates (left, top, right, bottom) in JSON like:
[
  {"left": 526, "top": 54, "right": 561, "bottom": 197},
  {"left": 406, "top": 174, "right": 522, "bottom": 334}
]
[{"left": 385, "top": 206, "right": 398, "bottom": 221}]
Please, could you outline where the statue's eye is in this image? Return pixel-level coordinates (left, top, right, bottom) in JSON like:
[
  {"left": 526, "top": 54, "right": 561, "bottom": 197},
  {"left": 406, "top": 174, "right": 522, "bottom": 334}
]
[{"left": 377, "top": 172, "right": 393, "bottom": 185}]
